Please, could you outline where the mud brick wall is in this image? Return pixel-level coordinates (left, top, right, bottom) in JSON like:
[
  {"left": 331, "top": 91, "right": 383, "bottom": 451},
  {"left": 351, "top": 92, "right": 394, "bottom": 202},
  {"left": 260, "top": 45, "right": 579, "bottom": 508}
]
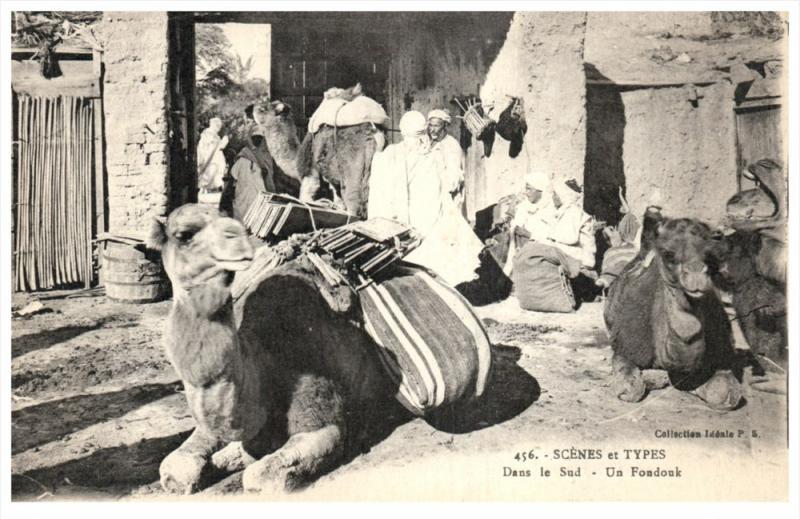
[
  {"left": 101, "top": 12, "right": 171, "bottom": 235},
  {"left": 385, "top": 17, "right": 509, "bottom": 146},
  {"left": 479, "top": 12, "right": 589, "bottom": 216},
  {"left": 619, "top": 82, "right": 738, "bottom": 225}
]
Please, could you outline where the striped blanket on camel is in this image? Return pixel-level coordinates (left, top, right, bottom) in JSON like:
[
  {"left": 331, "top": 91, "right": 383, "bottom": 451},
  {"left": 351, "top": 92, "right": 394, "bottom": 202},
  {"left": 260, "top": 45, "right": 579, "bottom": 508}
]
[{"left": 360, "top": 264, "right": 492, "bottom": 416}]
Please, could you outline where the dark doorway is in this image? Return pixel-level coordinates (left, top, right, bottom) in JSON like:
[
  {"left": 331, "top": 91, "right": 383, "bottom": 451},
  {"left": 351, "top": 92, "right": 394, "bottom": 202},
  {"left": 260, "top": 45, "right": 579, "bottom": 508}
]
[
  {"left": 271, "top": 27, "right": 390, "bottom": 140},
  {"left": 583, "top": 64, "right": 627, "bottom": 227},
  {"left": 735, "top": 104, "right": 783, "bottom": 193},
  {"left": 168, "top": 14, "right": 197, "bottom": 207}
]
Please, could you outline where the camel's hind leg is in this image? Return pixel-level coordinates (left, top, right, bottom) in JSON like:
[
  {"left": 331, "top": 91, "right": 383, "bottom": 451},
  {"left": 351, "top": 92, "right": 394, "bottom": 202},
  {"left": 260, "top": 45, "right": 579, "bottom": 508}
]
[{"left": 243, "top": 373, "right": 346, "bottom": 494}]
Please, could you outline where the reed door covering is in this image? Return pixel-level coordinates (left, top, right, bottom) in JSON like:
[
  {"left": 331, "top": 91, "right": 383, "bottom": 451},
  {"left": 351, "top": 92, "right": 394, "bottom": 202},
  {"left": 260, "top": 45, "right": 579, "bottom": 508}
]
[{"left": 14, "top": 95, "right": 96, "bottom": 291}]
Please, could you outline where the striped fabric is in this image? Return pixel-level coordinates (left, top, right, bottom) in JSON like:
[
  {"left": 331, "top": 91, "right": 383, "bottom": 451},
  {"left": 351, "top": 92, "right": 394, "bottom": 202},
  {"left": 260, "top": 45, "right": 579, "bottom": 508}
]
[
  {"left": 601, "top": 243, "right": 638, "bottom": 280},
  {"left": 360, "top": 265, "right": 492, "bottom": 416}
]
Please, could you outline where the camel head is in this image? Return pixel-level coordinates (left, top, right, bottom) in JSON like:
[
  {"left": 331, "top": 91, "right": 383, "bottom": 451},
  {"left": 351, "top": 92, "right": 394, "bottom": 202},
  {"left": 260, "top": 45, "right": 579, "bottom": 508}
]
[
  {"left": 725, "top": 188, "right": 777, "bottom": 225},
  {"left": 655, "top": 218, "right": 716, "bottom": 299},
  {"left": 725, "top": 159, "right": 785, "bottom": 230},
  {"left": 253, "top": 99, "right": 294, "bottom": 128},
  {"left": 252, "top": 99, "right": 301, "bottom": 181},
  {"left": 147, "top": 204, "right": 254, "bottom": 292}
]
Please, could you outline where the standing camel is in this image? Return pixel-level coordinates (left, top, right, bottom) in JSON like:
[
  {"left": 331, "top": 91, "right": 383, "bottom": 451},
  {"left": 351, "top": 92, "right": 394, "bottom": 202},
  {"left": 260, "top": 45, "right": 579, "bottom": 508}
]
[{"left": 252, "top": 95, "right": 385, "bottom": 219}]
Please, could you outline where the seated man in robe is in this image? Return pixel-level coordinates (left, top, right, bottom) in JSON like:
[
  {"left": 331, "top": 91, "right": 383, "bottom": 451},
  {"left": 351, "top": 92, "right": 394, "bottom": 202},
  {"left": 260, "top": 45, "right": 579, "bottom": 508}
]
[
  {"left": 597, "top": 188, "right": 641, "bottom": 289},
  {"left": 545, "top": 179, "right": 597, "bottom": 271},
  {"left": 511, "top": 178, "right": 597, "bottom": 313},
  {"left": 368, "top": 111, "right": 484, "bottom": 288},
  {"left": 503, "top": 170, "right": 552, "bottom": 273}
]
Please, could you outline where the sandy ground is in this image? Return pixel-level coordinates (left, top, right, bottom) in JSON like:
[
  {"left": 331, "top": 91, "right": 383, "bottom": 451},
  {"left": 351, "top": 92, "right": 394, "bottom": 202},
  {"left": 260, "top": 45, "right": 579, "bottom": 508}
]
[{"left": 9, "top": 285, "right": 788, "bottom": 502}]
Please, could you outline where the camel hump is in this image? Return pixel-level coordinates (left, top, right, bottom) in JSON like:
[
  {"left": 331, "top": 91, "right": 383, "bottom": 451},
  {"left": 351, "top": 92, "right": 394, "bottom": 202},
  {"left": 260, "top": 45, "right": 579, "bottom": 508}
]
[{"left": 605, "top": 255, "right": 660, "bottom": 368}]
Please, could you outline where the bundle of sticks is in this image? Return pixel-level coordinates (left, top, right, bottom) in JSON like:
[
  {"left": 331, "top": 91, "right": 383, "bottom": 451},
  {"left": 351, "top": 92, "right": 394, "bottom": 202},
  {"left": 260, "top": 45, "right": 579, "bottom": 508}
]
[
  {"left": 306, "top": 218, "right": 420, "bottom": 289},
  {"left": 14, "top": 95, "right": 95, "bottom": 291},
  {"left": 242, "top": 192, "right": 354, "bottom": 240}
]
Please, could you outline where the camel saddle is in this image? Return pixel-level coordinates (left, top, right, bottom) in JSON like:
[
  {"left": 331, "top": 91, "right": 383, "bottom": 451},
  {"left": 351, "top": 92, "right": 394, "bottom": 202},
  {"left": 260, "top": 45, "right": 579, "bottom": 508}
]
[
  {"left": 307, "top": 95, "right": 389, "bottom": 134},
  {"left": 230, "top": 224, "right": 492, "bottom": 417}
]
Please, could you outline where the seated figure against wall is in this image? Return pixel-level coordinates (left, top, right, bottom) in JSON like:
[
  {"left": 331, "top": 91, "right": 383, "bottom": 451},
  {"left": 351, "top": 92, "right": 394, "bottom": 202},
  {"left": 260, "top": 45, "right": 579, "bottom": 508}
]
[
  {"left": 502, "top": 170, "right": 552, "bottom": 272},
  {"left": 511, "top": 177, "right": 598, "bottom": 313},
  {"left": 596, "top": 188, "right": 641, "bottom": 290}
]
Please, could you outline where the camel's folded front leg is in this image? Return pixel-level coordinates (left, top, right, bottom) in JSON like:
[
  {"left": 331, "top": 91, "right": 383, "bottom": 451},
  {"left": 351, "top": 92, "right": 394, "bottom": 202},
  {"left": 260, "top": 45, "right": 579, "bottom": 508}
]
[
  {"left": 691, "top": 370, "right": 743, "bottom": 411},
  {"left": 611, "top": 352, "right": 647, "bottom": 403},
  {"left": 160, "top": 427, "right": 224, "bottom": 495},
  {"left": 211, "top": 441, "right": 258, "bottom": 473},
  {"left": 242, "top": 425, "right": 344, "bottom": 494}
]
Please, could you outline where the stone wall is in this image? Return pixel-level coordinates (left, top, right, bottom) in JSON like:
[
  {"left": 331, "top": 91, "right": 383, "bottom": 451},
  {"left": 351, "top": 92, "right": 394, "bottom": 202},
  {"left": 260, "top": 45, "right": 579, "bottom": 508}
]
[
  {"left": 478, "top": 12, "right": 588, "bottom": 217},
  {"left": 101, "top": 12, "right": 171, "bottom": 235}
]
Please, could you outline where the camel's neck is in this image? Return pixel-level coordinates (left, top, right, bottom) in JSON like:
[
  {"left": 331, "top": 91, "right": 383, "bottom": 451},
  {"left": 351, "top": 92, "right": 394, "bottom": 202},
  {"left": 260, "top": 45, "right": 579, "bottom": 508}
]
[
  {"left": 167, "top": 275, "right": 242, "bottom": 388},
  {"left": 264, "top": 122, "right": 300, "bottom": 179}
]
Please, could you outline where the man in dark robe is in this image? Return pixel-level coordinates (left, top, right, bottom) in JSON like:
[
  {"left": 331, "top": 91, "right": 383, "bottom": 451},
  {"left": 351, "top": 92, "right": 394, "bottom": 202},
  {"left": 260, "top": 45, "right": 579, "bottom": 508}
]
[{"left": 219, "top": 125, "right": 277, "bottom": 223}]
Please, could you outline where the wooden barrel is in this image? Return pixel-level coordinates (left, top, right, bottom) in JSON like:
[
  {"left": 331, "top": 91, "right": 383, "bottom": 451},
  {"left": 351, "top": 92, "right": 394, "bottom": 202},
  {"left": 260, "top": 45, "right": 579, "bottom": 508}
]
[{"left": 102, "top": 242, "right": 170, "bottom": 303}]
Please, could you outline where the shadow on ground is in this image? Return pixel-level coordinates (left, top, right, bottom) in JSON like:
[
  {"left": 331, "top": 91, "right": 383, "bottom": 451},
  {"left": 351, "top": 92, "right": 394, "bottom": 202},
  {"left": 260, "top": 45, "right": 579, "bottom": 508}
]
[
  {"left": 425, "top": 344, "right": 540, "bottom": 434},
  {"left": 12, "top": 431, "right": 191, "bottom": 501},
  {"left": 180, "top": 344, "right": 539, "bottom": 495},
  {"left": 12, "top": 382, "right": 183, "bottom": 455},
  {"left": 12, "top": 318, "right": 139, "bottom": 358}
]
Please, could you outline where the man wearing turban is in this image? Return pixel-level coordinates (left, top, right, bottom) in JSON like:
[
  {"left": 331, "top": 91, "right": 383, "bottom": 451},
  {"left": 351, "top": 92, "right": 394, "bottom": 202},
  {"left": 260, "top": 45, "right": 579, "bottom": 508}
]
[
  {"left": 368, "top": 111, "right": 484, "bottom": 286},
  {"left": 511, "top": 177, "right": 597, "bottom": 313},
  {"left": 427, "top": 109, "right": 466, "bottom": 213},
  {"left": 536, "top": 178, "right": 596, "bottom": 270},
  {"left": 502, "top": 170, "right": 553, "bottom": 274},
  {"left": 197, "top": 117, "right": 229, "bottom": 193},
  {"left": 219, "top": 125, "right": 275, "bottom": 225}
]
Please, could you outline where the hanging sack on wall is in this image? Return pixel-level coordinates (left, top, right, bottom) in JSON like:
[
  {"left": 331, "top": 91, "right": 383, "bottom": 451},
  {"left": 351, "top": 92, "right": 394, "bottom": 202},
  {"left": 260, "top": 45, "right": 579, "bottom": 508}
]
[{"left": 495, "top": 96, "right": 527, "bottom": 159}]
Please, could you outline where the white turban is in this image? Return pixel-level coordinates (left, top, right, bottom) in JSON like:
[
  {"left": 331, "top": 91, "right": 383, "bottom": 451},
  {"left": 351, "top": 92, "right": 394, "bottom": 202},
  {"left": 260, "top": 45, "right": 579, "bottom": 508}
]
[
  {"left": 553, "top": 179, "right": 582, "bottom": 206},
  {"left": 524, "top": 170, "right": 549, "bottom": 191},
  {"left": 399, "top": 111, "right": 427, "bottom": 137},
  {"left": 427, "top": 109, "right": 451, "bottom": 124}
]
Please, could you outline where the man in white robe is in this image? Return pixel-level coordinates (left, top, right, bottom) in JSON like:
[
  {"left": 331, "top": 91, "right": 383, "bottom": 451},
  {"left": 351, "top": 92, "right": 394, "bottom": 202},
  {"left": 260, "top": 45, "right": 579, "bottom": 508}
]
[
  {"left": 369, "top": 111, "right": 483, "bottom": 286},
  {"left": 197, "top": 118, "right": 229, "bottom": 193},
  {"left": 543, "top": 179, "right": 596, "bottom": 270},
  {"left": 503, "top": 170, "right": 552, "bottom": 274},
  {"left": 427, "top": 109, "right": 465, "bottom": 213}
]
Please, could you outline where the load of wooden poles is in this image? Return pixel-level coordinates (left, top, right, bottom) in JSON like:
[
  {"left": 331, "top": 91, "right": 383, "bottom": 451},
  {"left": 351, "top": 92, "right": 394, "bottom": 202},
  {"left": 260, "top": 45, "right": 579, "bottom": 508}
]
[
  {"left": 14, "top": 94, "right": 94, "bottom": 291},
  {"left": 242, "top": 192, "right": 354, "bottom": 240},
  {"left": 307, "top": 218, "right": 420, "bottom": 289}
]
